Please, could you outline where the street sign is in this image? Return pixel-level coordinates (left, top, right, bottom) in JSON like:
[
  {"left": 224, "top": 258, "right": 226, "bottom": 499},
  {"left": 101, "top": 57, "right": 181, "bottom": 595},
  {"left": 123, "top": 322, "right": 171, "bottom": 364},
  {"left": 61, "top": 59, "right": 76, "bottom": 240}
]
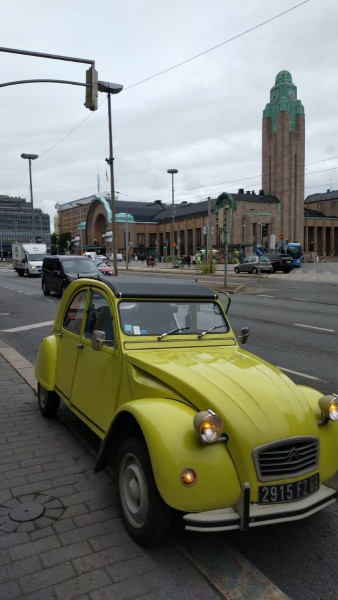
[
  {"left": 279, "top": 234, "right": 284, "bottom": 240},
  {"left": 171, "top": 242, "right": 177, "bottom": 248},
  {"left": 256, "top": 246, "right": 265, "bottom": 257}
]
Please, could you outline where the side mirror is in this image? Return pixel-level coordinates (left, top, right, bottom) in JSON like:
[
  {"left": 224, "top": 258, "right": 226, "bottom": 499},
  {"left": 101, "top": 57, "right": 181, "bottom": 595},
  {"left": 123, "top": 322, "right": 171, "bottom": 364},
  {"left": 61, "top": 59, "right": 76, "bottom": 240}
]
[
  {"left": 238, "top": 327, "right": 250, "bottom": 344},
  {"left": 91, "top": 330, "right": 106, "bottom": 351}
]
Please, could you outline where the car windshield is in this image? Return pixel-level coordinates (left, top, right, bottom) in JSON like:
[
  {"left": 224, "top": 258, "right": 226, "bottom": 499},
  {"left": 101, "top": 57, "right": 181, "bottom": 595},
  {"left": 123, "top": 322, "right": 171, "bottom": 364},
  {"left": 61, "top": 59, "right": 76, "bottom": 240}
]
[
  {"left": 118, "top": 300, "right": 229, "bottom": 337},
  {"left": 62, "top": 259, "right": 99, "bottom": 274},
  {"left": 27, "top": 254, "right": 46, "bottom": 261}
]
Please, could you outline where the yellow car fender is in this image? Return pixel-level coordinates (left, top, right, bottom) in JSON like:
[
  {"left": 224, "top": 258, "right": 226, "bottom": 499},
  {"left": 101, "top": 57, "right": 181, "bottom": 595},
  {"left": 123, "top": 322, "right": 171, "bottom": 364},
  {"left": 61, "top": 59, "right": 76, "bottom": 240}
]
[
  {"left": 112, "top": 398, "right": 241, "bottom": 512},
  {"left": 298, "top": 385, "right": 338, "bottom": 482},
  {"left": 35, "top": 335, "right": 59, "bottom": 391}
]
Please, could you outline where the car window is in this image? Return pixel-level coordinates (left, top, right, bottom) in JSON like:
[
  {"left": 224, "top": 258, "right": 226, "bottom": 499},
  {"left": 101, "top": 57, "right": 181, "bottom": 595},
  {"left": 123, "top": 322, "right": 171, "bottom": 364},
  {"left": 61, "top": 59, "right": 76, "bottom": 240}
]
[
  {"left": 84, "top": 291, "right": 115, "bottom": 346},
  {"left": 62, "top": 259, "right": 99, "bottom": 275},
  {"left": 63, "top": 290, "right": 87, "bottom": 334},
  {"left": 118, "top": 301, "right": 229, "bottom": 336}
]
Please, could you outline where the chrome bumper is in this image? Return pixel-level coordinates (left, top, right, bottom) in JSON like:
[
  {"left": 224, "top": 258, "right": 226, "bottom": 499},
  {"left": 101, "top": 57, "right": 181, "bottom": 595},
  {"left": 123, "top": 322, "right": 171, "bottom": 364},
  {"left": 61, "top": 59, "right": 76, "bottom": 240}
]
[{"left": 183, "top": 484, "right": 337, "bottom": 533}]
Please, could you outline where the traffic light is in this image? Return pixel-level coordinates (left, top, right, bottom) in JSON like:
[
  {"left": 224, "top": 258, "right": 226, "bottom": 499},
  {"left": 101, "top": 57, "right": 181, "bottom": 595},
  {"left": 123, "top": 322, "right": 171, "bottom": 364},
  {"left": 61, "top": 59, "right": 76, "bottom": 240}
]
[
  {"left": 262, "top": 224, "right": 268, "bottom": 237},
  {"left": 85, "top": 67, "right": 98, "bottom": 111}
]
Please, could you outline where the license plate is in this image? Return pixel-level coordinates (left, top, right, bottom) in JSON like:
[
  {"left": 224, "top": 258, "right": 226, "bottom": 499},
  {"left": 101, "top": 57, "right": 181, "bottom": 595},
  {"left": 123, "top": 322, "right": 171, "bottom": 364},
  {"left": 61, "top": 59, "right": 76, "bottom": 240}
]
[{"left": 258, "top": 473, "right": 320, "bottom": 504}]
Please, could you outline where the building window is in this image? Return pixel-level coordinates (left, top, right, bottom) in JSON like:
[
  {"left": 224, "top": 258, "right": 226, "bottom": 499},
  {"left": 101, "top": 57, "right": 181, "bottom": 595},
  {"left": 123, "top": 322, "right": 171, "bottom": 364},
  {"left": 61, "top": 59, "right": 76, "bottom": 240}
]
[{"left": 137, "top": 233, "right": 145, "bottom": 247}]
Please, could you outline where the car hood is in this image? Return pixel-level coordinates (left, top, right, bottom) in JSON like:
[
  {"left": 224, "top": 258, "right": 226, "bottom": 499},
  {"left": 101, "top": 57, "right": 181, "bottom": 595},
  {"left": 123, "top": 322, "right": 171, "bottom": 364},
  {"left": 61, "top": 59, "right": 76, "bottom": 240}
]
[{"left": 126, "top": 345, "right": 318, "bottom": 449}]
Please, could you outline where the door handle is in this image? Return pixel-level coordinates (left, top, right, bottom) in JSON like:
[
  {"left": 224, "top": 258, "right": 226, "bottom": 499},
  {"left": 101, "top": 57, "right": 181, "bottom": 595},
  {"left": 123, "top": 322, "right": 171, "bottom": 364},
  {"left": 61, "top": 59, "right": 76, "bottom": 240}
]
[{"left": 77, "top": 343, "right": 84, "bottom": 349}]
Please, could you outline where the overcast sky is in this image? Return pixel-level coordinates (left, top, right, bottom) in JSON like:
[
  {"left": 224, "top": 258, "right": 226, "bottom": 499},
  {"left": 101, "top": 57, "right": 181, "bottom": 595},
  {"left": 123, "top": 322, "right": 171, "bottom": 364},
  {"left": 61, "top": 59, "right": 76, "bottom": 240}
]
[{"left": 1, "top": 0, "right": 337, "bottom": 230}]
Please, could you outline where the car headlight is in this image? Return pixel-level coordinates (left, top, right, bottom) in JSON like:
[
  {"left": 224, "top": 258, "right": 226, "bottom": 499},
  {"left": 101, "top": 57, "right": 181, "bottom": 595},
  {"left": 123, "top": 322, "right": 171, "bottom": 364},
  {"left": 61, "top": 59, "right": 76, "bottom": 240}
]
[
  {"left": 318, "top": 394, "right": 338, "bottom": 426},
  {"left": 193, "top": 410, "right": 223, "bottom": 443}
]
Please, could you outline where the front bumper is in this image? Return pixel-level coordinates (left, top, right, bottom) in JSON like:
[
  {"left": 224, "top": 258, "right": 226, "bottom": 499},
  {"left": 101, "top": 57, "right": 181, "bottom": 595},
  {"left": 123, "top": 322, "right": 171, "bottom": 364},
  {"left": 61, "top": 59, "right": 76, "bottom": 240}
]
[{"left": 183, "top": 483, "right": 337, "bottom": 532}]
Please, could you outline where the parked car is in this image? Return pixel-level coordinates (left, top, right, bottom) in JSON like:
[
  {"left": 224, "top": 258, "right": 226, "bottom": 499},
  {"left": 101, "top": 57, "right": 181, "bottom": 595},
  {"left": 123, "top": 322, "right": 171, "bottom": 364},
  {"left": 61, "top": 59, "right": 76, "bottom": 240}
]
[
  {"left": 234, "top": 255, "right": 273, "bottom": 274},
  {"left": 93, "top": 258, "right": 115, "bottom": 276},
  {"left": 35, "top": 276, "right": 338, "bottom": 546},
  {"left": 265, "top": 253, "right": 295, "bottom": 273},
  {"left": 108, "top": 253, "right": 123, "bottom": 261},
  {"left": 41, "top": 255, "right": 101, "bottom": 296}
]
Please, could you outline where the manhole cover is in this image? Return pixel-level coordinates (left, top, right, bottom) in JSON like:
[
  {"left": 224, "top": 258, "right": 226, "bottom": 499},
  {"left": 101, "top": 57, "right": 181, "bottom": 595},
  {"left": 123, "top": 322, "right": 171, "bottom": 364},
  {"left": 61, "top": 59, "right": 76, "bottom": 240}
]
[{"left": 9, "top": 502, "right": 45, "bottom": 522}]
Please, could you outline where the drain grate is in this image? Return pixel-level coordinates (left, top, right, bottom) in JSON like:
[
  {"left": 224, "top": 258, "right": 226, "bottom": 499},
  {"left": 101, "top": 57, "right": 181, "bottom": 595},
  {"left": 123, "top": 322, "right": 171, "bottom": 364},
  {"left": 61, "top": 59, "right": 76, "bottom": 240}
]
[{"left": 9, "top": 502, "right": 45, "bottom": 522}]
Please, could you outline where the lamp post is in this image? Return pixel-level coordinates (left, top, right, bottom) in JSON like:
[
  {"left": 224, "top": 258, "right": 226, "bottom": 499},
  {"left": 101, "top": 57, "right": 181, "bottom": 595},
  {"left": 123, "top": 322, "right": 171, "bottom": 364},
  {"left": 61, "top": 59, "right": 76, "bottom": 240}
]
[
  {"left": 167, "top": 169, "right": 178, "bottom": 264},
  {"left": 124, "top": 212, "right": 130, "bottom": 270},
  {"left": 98, "top": 80, "right": 123, "bottom": 275},
  {"left": 21, "top": 153, "right": 38, "bottom": 242},
  {"left": 76, "top": 203, "right": 84, "bottom": 252}
]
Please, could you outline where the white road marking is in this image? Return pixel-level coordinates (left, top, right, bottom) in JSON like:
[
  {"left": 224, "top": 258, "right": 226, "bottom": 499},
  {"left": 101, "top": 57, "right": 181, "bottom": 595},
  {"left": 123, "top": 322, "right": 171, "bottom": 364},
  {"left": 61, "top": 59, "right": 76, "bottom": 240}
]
[
  {"left": 1, "top": 321, "right": 54, "bottom": 332},
  {"left": 278, "top": 366, "right": 323, "bottom": 381},
  {"left": 257, "top": 294, "right": 275, "bottom": 298},
  {"left": 295, "top": 323, "right": 335, "bottom": 333},
  {"left": 292, "top": 297, "right": 310, "bottom": 302}
]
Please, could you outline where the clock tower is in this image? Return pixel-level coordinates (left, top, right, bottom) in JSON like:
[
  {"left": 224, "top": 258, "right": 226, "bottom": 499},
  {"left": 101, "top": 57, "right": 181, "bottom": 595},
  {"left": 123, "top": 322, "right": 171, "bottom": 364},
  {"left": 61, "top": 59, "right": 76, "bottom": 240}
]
[{"left": 262, "top": 70, "right": 305, "bottom": 244}]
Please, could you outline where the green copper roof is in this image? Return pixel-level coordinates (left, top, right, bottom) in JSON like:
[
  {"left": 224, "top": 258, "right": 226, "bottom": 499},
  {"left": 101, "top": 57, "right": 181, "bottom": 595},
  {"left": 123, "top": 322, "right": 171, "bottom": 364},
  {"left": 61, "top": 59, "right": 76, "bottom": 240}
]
[{"left": 263, "top": 70, "right": 304, "bottom": 133}]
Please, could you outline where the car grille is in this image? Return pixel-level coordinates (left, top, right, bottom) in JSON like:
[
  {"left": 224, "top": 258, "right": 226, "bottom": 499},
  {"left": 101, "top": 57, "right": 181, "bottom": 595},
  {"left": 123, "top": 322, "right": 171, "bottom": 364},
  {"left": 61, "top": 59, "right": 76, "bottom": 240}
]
[{"left": 253, "top": 437, "right": 319, "bottom": 481}]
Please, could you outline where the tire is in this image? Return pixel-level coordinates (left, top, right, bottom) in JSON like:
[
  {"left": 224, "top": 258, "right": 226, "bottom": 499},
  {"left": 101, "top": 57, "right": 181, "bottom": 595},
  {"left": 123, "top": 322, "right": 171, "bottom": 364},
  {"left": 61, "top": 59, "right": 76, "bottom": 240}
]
[
  {"left": 17, "top": 270, "right": 24, "bottom": 277},
  {"left": 252, "top": 267, "right": 258, "bottom": 274},
  {"left": 38, "top": 383, "right": 60, "bottom": 418},
  {"left": 234, "top": 266, "right": 240, "bottom": 274},
  {"left": 42, "top": 280, "right": 50, "bottom": 296},
  {"left": 117, "top": 437, "right": 171, "bottom": 546}
]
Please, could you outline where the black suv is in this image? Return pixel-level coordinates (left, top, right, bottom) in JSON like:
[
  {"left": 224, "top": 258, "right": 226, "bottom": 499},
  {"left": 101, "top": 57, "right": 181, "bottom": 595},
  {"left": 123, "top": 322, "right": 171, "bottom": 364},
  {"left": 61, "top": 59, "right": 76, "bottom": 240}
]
[
  {"left": 265, "top": 253, "right": 294, "bottom": 273},
  {"left": 41, "top": 255, "right": 101, "bottom": 296}
]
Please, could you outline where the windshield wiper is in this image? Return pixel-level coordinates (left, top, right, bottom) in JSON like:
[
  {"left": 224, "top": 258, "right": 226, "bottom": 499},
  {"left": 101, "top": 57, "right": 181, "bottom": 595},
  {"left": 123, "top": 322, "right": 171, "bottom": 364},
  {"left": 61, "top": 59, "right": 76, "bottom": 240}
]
[
  {"left": 157, "top": 326, "right": 190, "bottom": 340},
  {"left": 198, "top": 325, "right": 226, "bottom": 338}
]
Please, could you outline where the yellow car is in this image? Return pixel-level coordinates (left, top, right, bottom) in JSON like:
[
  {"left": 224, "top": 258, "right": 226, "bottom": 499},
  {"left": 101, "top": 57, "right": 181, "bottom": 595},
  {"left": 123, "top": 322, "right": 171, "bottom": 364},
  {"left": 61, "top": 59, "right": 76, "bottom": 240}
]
[{"left": 35, "top": 276, "right": 338, "bottom": 545}]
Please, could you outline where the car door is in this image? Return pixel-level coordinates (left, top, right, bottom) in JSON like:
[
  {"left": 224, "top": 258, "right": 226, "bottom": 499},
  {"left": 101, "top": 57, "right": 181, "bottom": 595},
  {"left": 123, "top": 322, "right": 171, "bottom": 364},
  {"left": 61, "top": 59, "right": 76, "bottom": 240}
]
[
  {"left": 55, "top": 289, "right": 88, "bottom": 400},
  {"left": 70, "top": 289, "right": 121, "bottom": 435},
  {"left": 240, "top": 258, "right": 251, "bottom": 272}
]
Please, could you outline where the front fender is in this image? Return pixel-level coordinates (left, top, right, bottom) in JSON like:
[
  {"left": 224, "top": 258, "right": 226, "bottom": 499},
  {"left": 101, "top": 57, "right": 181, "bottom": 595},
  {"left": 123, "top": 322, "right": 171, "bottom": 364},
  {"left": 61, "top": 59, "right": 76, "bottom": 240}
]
[
  {"left": 111, "top": 399, "right": 241, "bottom": 512},
  {"left": 34, "top": 335, "right": 58, "bottom": 391}
]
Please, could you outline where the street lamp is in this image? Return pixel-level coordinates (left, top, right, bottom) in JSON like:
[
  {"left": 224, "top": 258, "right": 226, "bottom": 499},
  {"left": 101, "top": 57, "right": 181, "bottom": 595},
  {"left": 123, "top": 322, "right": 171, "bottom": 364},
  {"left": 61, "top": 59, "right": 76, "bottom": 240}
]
[
  {"left": 167, "top": 168, "right": 178, "bottom": 264},
  {"left": 76, "top": 203, "right": 84, "bottom": 252},
  {"left": 98, "top": 80, "right": 123, "bottom": 275},
  {"left": 21, "top": 153, "right": 38, "bottom": 242}
]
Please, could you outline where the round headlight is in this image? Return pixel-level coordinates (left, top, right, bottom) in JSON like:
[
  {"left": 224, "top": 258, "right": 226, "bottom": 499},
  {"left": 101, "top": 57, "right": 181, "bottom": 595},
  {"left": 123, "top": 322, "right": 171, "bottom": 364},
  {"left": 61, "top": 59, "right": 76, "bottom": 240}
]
[
  {"left": 318, "top": 394, "right": 338, "bottom": 423},
  {"left": 193, "top": 410, "right": 223, "bottom": 443}
]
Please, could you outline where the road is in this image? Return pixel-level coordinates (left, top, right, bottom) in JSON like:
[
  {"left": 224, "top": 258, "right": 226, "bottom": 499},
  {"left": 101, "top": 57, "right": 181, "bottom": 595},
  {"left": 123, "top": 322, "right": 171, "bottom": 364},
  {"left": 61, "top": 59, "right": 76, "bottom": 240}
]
[{"left": 0, "top": 262, "right": 337, "bottom": 600}]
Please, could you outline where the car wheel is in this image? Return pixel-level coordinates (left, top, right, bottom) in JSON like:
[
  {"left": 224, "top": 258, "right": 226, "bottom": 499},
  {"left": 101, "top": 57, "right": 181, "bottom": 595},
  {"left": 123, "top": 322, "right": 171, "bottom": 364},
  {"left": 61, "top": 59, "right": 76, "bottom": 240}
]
[
  {"left": 117, "top": 437, "right": 171, "bottom": 546},
  {"left": 42, "top": 280, "right": 50, "bottom": 296},
  {"left": 252, "top": 267, "right": 258, "bottom": 274},
  {"left": 38, "top": 383, "right": 60, "bottom": 418},
  {"left": 234, "top": 266, "right": 240, "bottom": 274}
]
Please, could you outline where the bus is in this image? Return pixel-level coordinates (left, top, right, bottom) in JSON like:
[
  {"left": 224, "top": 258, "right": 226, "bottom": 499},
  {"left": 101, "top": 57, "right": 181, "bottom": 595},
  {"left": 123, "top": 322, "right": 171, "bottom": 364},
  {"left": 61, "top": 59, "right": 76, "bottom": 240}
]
[{"left": 286, "top": 242, "right": 303, "bottom": 267}]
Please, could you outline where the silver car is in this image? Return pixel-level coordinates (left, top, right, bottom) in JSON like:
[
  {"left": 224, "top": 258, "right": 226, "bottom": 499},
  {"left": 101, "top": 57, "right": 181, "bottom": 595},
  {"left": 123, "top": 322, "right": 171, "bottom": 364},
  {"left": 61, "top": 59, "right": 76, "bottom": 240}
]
[{"left": 234, "top": 255, "right": 273, "bottom": 274}]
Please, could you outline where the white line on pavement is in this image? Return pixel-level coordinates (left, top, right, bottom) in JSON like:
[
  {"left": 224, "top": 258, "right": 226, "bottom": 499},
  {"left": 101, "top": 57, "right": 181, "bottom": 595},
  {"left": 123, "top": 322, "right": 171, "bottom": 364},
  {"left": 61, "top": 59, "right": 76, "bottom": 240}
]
[
  {"left": 278, "top": 366, "right": 323, "bottom": 381},
  {"left": 1, "top": 321, "right": 54, "bottom": 332},
  {"left": 295, "top": 323, "right": 335, "bottom": 333}
]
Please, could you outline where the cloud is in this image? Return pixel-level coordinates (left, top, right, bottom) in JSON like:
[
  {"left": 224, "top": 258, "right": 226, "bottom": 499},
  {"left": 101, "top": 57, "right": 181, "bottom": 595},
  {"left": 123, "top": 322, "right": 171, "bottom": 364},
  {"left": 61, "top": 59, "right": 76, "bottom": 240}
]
[{"left": 1, "top": 0, "right": 337, "bottom": 231}]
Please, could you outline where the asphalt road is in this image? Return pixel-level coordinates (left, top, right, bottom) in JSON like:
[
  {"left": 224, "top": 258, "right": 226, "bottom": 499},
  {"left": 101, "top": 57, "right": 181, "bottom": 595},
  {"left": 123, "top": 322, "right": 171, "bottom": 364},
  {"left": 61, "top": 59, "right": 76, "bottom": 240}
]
[{"left": 0, "top": 262, "right": 337, "bottom": 600}]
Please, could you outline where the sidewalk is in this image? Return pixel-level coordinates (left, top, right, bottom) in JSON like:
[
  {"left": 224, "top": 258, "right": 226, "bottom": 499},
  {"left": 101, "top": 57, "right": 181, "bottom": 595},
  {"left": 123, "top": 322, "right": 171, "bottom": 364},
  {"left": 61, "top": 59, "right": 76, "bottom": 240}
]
[
  {"left": 0, "top": 340, "right": 289, "bottom": 600},
  {"left": 0, "top": 344, "right": 222, "bottom": 600}
]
